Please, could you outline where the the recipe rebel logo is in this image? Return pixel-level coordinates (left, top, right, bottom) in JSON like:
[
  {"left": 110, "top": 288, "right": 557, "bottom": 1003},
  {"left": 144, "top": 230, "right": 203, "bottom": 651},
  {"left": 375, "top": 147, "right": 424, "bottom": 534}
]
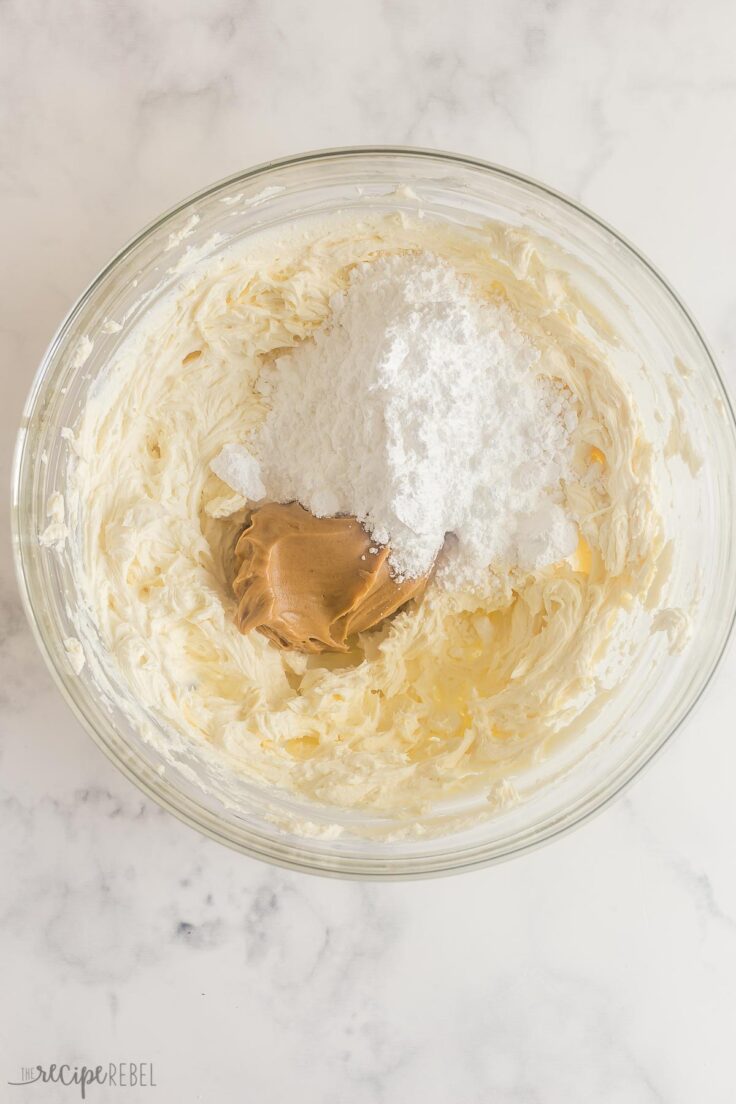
[{"left": 8, "top": 1062, "right": 157, "bottom": 1098}]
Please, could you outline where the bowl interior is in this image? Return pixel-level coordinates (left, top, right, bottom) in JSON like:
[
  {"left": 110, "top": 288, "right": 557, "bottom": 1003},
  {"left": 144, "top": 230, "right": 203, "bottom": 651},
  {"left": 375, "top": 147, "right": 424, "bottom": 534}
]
[{"left": 13, "top": 149, "right": 736, "bottom": 877}]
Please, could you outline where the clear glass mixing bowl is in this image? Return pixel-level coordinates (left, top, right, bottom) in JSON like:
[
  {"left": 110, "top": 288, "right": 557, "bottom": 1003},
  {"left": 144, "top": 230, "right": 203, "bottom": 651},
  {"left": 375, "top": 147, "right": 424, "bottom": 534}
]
[{"left": 12, "top": 147, "right": 736, "bottom": 878}]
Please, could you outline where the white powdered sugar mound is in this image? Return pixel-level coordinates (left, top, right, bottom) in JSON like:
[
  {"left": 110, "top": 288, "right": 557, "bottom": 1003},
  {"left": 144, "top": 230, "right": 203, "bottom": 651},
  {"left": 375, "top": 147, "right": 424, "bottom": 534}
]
[{"left": 213, "top": 253, "right": 577, "bottom": 585}]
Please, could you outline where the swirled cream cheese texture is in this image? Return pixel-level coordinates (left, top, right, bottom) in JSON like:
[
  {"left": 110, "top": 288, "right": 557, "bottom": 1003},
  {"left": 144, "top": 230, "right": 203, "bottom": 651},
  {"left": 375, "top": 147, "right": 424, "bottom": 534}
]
[{"left": 71, "top": 212, "right": 664, "bottom": 817}]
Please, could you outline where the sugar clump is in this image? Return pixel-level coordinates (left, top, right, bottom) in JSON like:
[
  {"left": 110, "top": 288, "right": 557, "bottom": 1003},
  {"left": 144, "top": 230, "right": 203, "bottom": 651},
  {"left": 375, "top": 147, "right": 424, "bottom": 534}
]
[{"left": 212, "top": 254, "right": 577, "bottom": 585}]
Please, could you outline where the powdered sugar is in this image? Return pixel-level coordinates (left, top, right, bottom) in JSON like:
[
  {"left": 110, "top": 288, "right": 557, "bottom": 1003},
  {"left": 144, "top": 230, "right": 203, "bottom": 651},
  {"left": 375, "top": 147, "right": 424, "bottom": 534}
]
[
  {"left": 210, "top": 443, "right": 266, "bottom": 501},
  {"left": 213, "top": 253, "right": 577, "bottom": 585}
]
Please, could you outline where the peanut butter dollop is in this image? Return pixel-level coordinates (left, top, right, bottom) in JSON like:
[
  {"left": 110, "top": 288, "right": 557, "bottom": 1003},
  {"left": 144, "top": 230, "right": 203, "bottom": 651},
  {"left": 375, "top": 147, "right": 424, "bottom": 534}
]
[{"left": 233, "top": 502, "right": 428, "bottom": 654}]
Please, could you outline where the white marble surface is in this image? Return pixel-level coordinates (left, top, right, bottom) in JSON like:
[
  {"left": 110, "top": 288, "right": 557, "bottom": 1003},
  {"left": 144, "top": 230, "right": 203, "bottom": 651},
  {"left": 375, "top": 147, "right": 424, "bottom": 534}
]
[{"left": 2, "top": 2, "right": 736, "bottom": 1100}]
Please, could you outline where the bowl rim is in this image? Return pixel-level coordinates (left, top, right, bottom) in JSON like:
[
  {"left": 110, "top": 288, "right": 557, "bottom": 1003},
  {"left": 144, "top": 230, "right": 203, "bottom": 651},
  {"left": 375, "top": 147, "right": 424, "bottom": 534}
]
[{"left": 11, "top": 144, "right": 736, "bottom": 879}]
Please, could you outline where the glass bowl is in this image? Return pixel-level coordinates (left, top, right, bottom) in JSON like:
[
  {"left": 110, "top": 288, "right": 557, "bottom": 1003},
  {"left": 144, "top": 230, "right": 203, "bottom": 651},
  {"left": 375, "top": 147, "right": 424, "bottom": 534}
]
[{"left": 12, "top": 147, "right": 736, "bottom": 878}]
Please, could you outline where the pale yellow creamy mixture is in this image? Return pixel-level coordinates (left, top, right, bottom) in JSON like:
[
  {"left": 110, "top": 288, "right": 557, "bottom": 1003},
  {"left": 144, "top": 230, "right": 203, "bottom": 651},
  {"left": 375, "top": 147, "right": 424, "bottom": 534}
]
[{"left": 70, "top": 212, "right": 664, "bottom": 817}]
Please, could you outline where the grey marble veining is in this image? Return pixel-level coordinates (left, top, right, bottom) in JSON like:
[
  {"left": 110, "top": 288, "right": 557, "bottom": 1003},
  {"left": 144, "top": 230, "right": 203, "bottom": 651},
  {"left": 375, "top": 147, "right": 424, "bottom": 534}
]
[{"left": 1, "top": 1, "right": 736, "bottom": 1100}]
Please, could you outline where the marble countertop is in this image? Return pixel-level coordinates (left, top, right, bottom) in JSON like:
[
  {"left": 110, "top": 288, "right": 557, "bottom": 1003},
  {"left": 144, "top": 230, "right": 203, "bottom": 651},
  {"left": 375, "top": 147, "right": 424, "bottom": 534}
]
[{"left": 2, "top": 2, "right": 735, "bottom": 1100}]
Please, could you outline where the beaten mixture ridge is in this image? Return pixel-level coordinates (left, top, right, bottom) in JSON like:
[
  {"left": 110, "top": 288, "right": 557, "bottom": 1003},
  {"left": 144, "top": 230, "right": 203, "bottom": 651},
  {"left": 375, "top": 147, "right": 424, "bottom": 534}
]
[{"left": 69, "top": 211, "right": 664, "bottom": 822}]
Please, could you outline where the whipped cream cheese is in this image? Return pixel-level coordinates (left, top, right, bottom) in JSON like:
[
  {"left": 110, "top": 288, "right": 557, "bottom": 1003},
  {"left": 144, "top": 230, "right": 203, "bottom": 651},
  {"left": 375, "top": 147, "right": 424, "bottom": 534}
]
[{"left": 68, "top": 211, "right": 666, "bottom": 819}]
